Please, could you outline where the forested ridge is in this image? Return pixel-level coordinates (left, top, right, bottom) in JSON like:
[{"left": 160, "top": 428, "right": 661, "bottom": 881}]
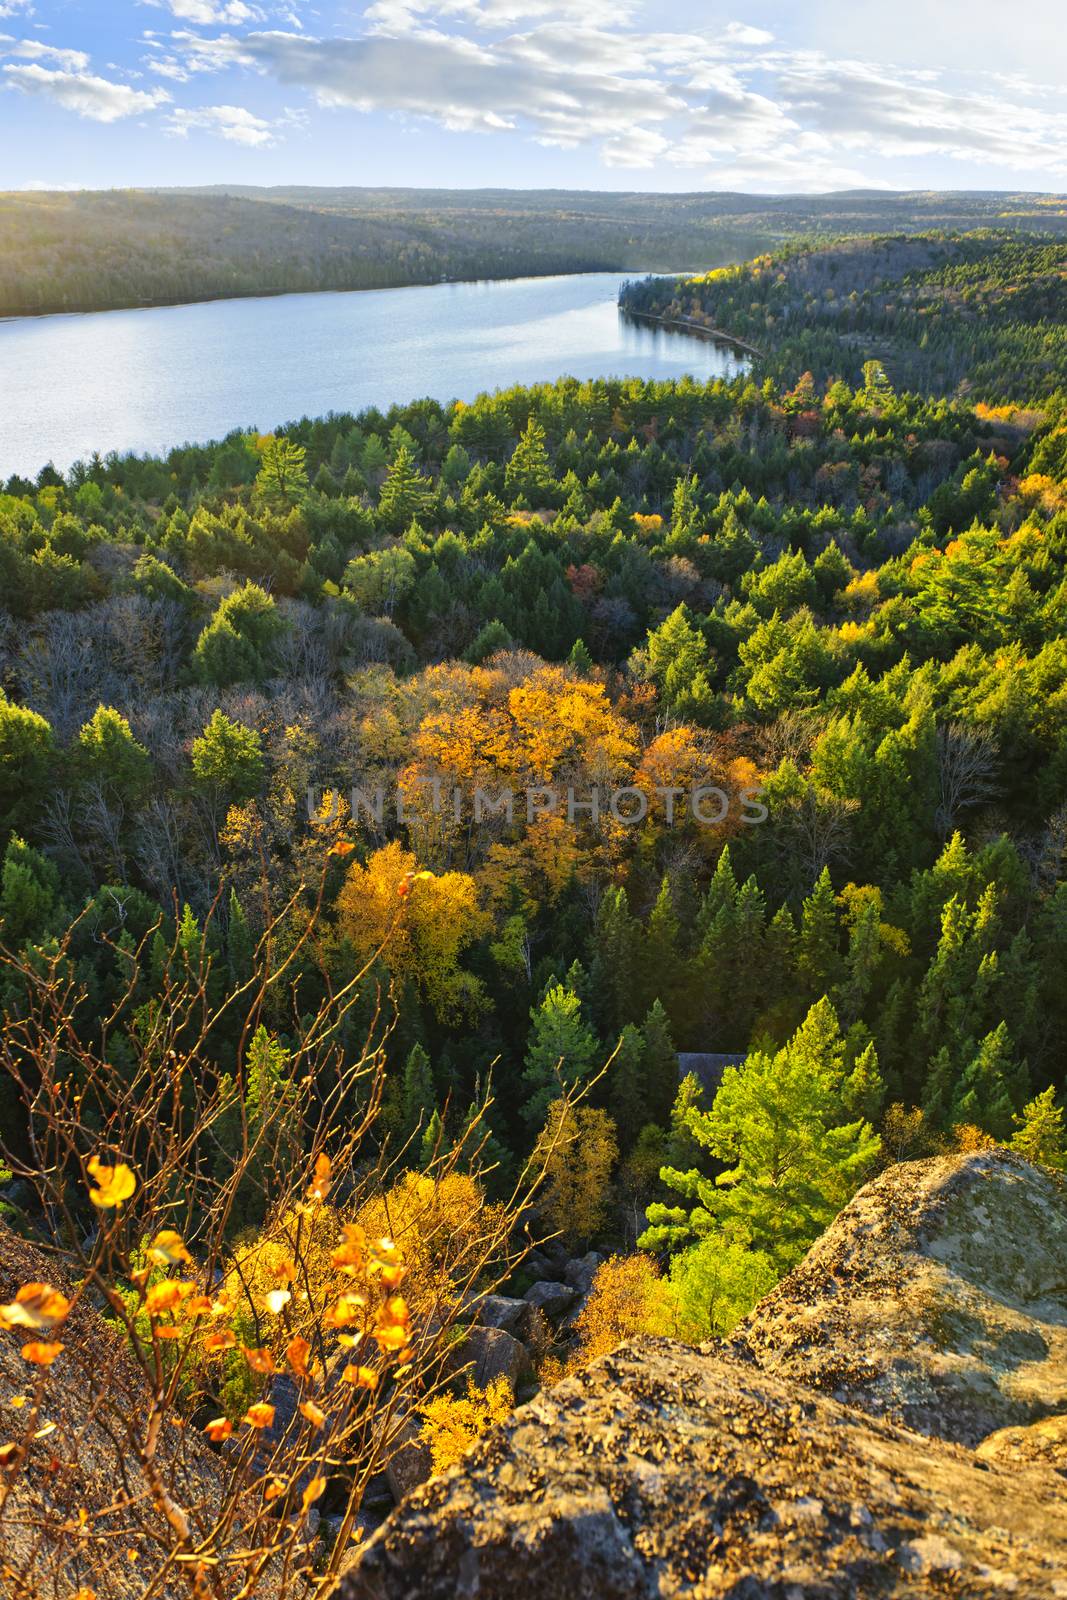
[
  {"left": 3, "top": 234, "right": 1067, "bottom": 1592},
  {"left": 3, "top": 187, "right": 1065, "bottom": 318},
  {"left": 620, "top": 231, "right": 1067, "bottom": 401}
]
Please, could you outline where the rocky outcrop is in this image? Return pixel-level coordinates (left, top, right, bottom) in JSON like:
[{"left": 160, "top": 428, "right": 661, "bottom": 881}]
[
  {"left": 729, "top": 1147, "right": 1067, "bottom": 1446},
  {"left": 339, "top": 1151, "right": 1067, "bottom": 1599}
]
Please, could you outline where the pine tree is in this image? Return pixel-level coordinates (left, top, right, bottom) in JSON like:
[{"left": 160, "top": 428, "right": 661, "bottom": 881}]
[
  {"left": 588, "top": 886, "right": 639, "bottom": 1036},
  {"left": 642, "top": 997, "right": 880, "bottom": 1268},
  {"left": 420, "top": 1108, "right": 444, "bottom": 1168},
  {"left": 504, "top": 418, "right": 553, "bottom": 503},
  {"left": 608, "top": 1024, "right": 647, "bottom": 1150},
  {"left": 1010, "top": 1087, "right": 1067, "bottom": 1170},
  {"left": 522, "top": 983, "right": 597, "bottom": 1130},
  {"left": 378, "top": 444, "right": 432, "bottom": 532},
  {"left": 638, "top": 877, "right": 681, "bottom": 1020},
  {"left": 641, "top": 998, "right": 679, "bottom": 1130},
  {"left": 798, "top": 867, "right": 844, "bottom": 1001},
  {"left": 951, "top": 1023, "right": 1026, "bottom": 1140},
  {"left": 401, "top": 1043, "right": 435, "bottom": 1140},
  {"left": 227, "top": 888, "right": 253, "bottom": 985}
]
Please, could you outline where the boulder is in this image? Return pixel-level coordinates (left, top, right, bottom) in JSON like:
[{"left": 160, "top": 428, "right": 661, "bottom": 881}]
[
  {"left": 562, "top": 1251, "right": 603, "bottom": 1295},
  {"left": 384, "top": 1416, "right": 433, "bottom": 1505},
  {"left": 729, "top": 1147, "right": 1067, "bottom": 1446},
  {"left": 976, "top": 1413, "right": 1067, "bottom": 1474},
  {"left": 522, "top": 1280, "right": 577, "bottom": 1318},
  {"left": 453, "top": 1324, "right": 533, "bottom": 1390},
  {"left": 477, "top": 1293, "right": 531, "bottom": 1337},
  {"left": 340, "top": 1152, "right": 1067, "bottom": 1598}
]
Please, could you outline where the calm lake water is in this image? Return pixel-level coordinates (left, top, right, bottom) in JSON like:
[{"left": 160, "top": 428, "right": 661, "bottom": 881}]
[{"left": 0, "top": 272, "right": 747, "bottom": 480}]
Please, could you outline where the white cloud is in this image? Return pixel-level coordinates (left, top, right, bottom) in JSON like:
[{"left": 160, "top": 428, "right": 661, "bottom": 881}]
[
  {"left": 162, "top": 0, "right": 260, "bottom": 22},
  {"left": 141, "top": 6, "right": 1067, "bottom": 188},
  {"left": 180, "top": 25, "right": 686, "bottom": 144},
  {"left": 1, "top": 38, "right": 90, "bottom": 70},
  {"left": 0, "top": 0, "right": 33, "bottom": 17},
  {"left": 3, "top": 62, "right": 170, "bottom": 120},
  {"left": 165, "top": 100, "right": 276, "bottom": 143}
]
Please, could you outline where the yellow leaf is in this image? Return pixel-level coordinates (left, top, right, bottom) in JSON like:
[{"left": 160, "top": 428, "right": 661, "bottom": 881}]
[
  {"left": 87, "top": 1157, "right": 137, "bottom": 1210},
  {"left": 146, "top": 1230, "right": 192, "bottom": 1268},
  {"left": 302, "top": 1476, "right": 327, "bottom": 1510}
]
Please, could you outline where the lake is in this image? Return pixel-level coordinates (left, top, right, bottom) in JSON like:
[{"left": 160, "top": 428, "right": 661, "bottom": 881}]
[{"left": 0, "top": 272, "right": 747, "bottom": 480}]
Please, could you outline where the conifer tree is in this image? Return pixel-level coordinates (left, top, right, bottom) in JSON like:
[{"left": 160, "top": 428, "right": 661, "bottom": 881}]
[
  {"left": 642, "top": 997, "right": 880, "bottom": 1267},
  {"left": 607, "top": 1024, "right": 647, "bottom": 1151},
  {"left": 401, "top": 1043, "right": 435, "bottom": 1140},
  {"left": 1010, "top": 1087, "right": 1067, "bottom": 1170},
  {"left": 521, "top": 983, "right": 597, "bottom": 1129},
  {"left": 641, "top": 998, "right": 679, "bottom": 1130}
]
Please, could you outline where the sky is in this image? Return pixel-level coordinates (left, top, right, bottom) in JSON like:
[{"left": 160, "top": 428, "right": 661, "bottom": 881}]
[{"left": 1, "top": 0, "right": 1065, "bottom": 193}]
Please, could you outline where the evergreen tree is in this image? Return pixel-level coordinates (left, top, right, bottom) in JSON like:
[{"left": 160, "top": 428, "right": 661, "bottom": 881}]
[
  {"left": 522, "top": 982, "right": 597, "bottom": 1130},
  {"left": 607, "top": 1023, "right": 647, "bottom": 1151},
  {"left": 401, "top": 1043, "right": 435, "bottom": 1140},
  {"left": 1010, "top": 1087, "right": 1067, "bottom": 1170},
  {"left": 642, "top": 997, "right": 880, "bottom": 1267},
  {"left": 641, "top": 998, "right": 679, "bottom": 1130}
]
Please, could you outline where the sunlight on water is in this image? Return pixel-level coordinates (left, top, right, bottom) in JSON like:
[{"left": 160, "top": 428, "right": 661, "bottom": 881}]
[{"left": 0, "top": 272, "right": 747, "bottom": 478}]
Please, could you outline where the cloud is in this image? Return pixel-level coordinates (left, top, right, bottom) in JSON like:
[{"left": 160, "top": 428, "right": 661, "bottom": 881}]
[
  {"left": 776, "top": 54, "right": 1067, "bottom": 174},
  {"left": 161, "top": 0, "right": 261, "bottom": 22},
  {"left": 365, "top": 0, "right": 637, "bottom": 30},
  {"left": 178, "top": 25, "right": 686, "bottom": 143},
  {"left": 3, "top": 62, "right": 170, "bottom": 120},
  {"left": 165, "top": 100, "right": 276, "bottom": 143},
  {"left": 0, "top": 0, "right": 33, "bottom": 17},
  {"left": 1, "top": 38, "right": 90, "bottom": 70},
  {"left": 135, "top": 5, "right": 1067, "bottom": 188}
]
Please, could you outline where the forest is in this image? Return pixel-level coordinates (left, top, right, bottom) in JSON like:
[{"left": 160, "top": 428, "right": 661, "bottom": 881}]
[
  {"left": 3, "top": 238, "right": 1067, "bottom": 1592},
  {"left": 3, "top": 186, "right": 1065, "bottom": 317},
  {"left": 620, "top": 231, "right": 1067, "bottom": 401}
]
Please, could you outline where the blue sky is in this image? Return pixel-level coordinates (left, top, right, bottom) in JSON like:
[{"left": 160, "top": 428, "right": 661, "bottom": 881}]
[{"left": 1, "top": 0, "right": 1065, "bottom": 192}]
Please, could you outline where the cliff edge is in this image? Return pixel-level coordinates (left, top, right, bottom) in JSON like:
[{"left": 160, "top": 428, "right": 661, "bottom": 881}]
[{"left": 340, "top": 1150, "right": 1067, "bottom": 1599}]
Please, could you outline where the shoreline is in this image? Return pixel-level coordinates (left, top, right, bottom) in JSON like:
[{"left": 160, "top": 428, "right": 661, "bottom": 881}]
[
  {"left": 0, "top": 265, "right": 684, "bottom": 327},
  {"left": 619, "top": 305, "right": 763, "bottom": 359}
]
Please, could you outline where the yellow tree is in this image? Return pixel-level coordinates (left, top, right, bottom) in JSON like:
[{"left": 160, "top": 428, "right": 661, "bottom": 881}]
[
  {"left": 335, "top": 841, "right": 488, "bottom": 1020},
  {"left": 536, "top": 1100, "right": 618, "bottom": 1247}
]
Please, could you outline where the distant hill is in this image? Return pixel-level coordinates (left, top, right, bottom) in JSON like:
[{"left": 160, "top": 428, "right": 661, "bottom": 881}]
[
  {"left": 2, "top": 186, "right": 1064, "bottom": 319},
  {"left": 620, "top": 230, "right": 1067, "bottom": 401}
]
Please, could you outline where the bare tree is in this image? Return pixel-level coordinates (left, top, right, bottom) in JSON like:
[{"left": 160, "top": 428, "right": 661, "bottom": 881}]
[{"left": 935, "top": 722, "right": 999, "bottom": 840}]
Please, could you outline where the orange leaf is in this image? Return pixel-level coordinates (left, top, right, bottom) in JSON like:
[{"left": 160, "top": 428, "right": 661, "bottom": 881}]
[
  {"left": 244, "top": 1346, "right": 275, "bottom": 1375},
  {"left": 242, "top": 1403, "right": 275, "bottom": 1430},
  {"left": 202, "top": 1329, "right": 237, "bottom": 1356},
  {"left": 203, "top": 1417, "right": 233, "bottom": 1442},
  {"left": 342, "top": 1364, "right": 378, "bottom": 1390},
  {"left": 22, "top": 1341, "right": 64, "bottom": 1366},
  {"left": 302, "top": 1475, "right": 327, "bottom": 1510},
  {"left": 328, "top": 840, "right": 356, "bottom": 857},
  {"left": 308, "top": 1153, "right": 332, "bottom": 1203},
  {"left": 0, "top": 1283, "right": 71, "bottom": 1332},
  {"left": 286, "top": 1335, "right": 311, "bottom": 1378},
  {"left": 299, "top": 1400, "right": 326, "bottom": 1429}
]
